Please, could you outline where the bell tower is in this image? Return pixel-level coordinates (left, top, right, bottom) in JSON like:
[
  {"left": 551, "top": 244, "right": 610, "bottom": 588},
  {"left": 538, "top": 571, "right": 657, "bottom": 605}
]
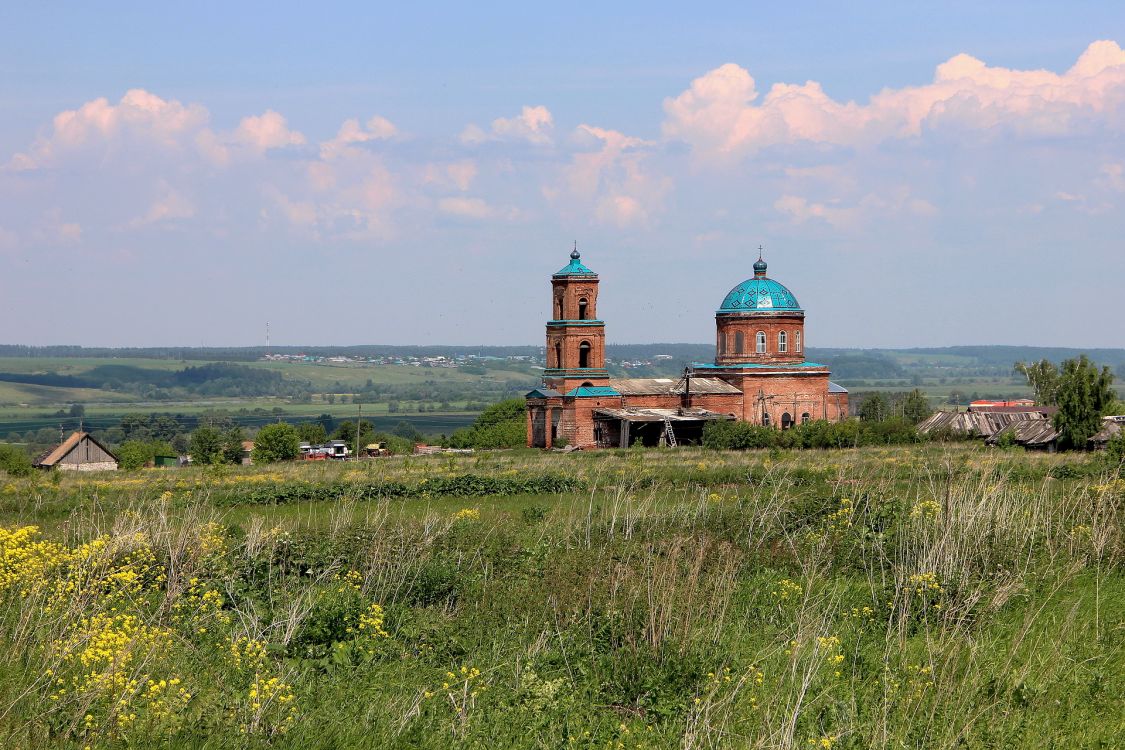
[{"left": 543, "top": 246, "right": 609, "bottom": 392}]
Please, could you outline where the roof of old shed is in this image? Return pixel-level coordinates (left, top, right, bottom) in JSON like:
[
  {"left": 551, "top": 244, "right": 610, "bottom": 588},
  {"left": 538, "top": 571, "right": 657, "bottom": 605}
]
[
  {"left": 986, "top": 420, "right": 1059, "bottom": 447},
  {"left": 1090, "top": 417, "right": 1125, "bottom": 445},
  {"left": 34, "top": 431, "right": 118, "bottom": 467},
  {"left": 594, "top": 406, "right": 736, "bottom": 422},
  {"left": 609, "top": 377, "right": 741, "bottom": 396},
  {"left": 916, "top": 410, "right": 1045, "bottom": 438}
]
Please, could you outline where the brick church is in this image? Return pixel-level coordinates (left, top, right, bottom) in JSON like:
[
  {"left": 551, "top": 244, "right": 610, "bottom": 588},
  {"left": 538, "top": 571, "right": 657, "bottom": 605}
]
[{"left": 525, "top": 248, "right": 848, "bottom": 448}]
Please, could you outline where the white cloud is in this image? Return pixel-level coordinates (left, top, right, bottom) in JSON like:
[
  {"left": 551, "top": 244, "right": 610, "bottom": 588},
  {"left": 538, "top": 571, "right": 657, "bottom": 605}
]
[
  {"left": 461, "top": 105, "right": 555, "bottom": 145},
  {"left": 233, "top": 110, "right": 306, "bottom": 152},
  {"left": 663, "top": 40, "right": 1125, "bottom": 160},
  {"left": 128, "top": 182, "right": 195, "bottom": 227},
  {"left": 319, "top": 115, "right": 397, "bottom": 160},
  {"left": 557, "top": 125, "right": 670, "bottom": 227}
]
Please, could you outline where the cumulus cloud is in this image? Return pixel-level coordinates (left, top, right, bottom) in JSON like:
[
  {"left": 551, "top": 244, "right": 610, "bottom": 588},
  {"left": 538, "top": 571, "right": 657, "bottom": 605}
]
[
  {"left": 8, "top": 89, "right": 209, "bottom": 169},
  {"left": 128, "top": 182, "right": 195, "bottom": 228},
  {"left": 461, "top": 105, "right": 554, "bottom": 145},
  {"left": 555, "top": 125, "right": 671, "bottom": 227},
  {"left": 663, "top": 40, "right": 1125, "bottom": 160},
  {"left": 319, "top": 115, "right": 397, "bottom": 160}
]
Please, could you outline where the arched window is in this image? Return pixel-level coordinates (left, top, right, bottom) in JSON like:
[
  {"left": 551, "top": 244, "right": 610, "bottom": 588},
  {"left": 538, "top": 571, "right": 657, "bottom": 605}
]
[
  {"left": 553, "top": 343, "right": 562, "bottom": 368},
  {"left": 578, "top": 298, "right": 588, "bottom": 320},
  {"left": 801, "top": 412, "right": 810, "bottom": 424},
  {"left": 778, "top": 331, "right": 788, "bottom": 353},
  {"left": 762, "top": 412, "right": 771, "bottom": 427},
  {"left": 756, "top": 331, "right": 767, "bottom": 354},
  {"left": 556, "top": 297, "right": 564, "bottom": 320},
  {"left": 795, "top": 330, "right": 802, "bottom": 353},
  {"left": 734, "top": 331, "right": 745, "bottom": 355},
  {"left": 781, "top": 412, "right": 793, "bottom": 429},
  {"left": 718, "top": 332, "right": 726, "bottom": 355},
  {"left": 578, "top": 341, "right": 591, "bottom": 369}
]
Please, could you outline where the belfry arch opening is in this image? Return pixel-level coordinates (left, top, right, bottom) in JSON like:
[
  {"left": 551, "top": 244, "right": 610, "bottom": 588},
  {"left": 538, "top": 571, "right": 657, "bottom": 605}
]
[
  {"left": 579, "top": 341, "right": 591, "bottom": 369},
  {"left": 578, "top": 298, "right": 588, "bottom": 320},
  {"left": 553, "top": 343, "right": 562, "bottom": 368}
]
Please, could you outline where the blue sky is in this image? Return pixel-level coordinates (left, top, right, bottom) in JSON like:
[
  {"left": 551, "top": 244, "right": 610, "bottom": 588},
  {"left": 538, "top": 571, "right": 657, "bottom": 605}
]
[{"left": 1, "top": 3, "right": 1123, "bottom": 348}]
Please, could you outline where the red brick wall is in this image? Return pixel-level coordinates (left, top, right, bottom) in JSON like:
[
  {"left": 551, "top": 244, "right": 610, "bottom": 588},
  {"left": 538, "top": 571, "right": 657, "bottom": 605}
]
[
  {"left": 715, "top": 314, "right": 805, "bottom": 365},
  {"left": 552, "top": 278, "right": 600, "bottom": 321}
]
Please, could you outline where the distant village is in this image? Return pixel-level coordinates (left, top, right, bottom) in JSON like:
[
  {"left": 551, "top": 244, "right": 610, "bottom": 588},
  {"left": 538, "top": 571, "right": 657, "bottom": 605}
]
[{"left": 260, "top": 351, "right": 676, "bottom": 370}]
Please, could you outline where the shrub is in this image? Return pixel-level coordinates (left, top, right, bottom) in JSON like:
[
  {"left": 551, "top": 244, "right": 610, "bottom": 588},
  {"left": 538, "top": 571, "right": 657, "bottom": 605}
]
[{"left": 0, "top": 444, "right": 33, "bottom": 476}]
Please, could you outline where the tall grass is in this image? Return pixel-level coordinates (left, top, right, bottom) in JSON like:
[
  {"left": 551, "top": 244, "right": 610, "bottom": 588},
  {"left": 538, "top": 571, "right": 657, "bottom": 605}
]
[{"left": 0, "top": 444, "right": 1121, "bottom": 748}]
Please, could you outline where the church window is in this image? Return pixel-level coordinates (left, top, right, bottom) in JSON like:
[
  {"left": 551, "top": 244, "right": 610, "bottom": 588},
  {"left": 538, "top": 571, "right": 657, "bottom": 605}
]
[
  {"left": 555, "top": 297, "right": 563, "bottom": 320},
  {"left": 579, "top": 341, "right": 591, "bottom": 368},
  {"left": 782, "top": 412, "right": 793, "bottom": 429},
  {"left": 801, "top": 412, "right": 811, "bottom": 424},
  {"left": 756, "top": 331, "right": 766, "bottom": 354},
  {"left": 554, "top": 343, "right": 562, "bottom": 368},
  {"left": 718, "top": 332, "right": 726, "bottom": 355},
  {"left": 734, "top": 331, "right": 745, "bottom": 354},
  {"left": 778, "top": 331, "right": 788, "bottom": 353},
  {"left": 796, "top": 330, "right": 802, "bottom": 352},
  {"left": 578, "top": 298, "right": 588, "bottom": 320},
  {"left": 762, "top": 412, "right": 770, "bottom": 427}
]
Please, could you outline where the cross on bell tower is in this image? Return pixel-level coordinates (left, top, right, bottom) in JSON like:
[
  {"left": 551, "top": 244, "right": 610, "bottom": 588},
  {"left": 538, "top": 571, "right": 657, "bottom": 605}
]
[{"left": 543, "top": 244, "right": 609, "bottom": 392}]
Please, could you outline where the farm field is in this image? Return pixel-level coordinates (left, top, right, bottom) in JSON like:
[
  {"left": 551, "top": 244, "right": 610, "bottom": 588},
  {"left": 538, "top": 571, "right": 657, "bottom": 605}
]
[{"left": 1, "top": 443, "right": 1122, "bottom": 748}]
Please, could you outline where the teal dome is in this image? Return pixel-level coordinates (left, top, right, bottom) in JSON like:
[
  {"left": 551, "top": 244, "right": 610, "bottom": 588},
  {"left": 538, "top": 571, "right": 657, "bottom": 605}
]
[{"left": 718, "top": 259, "right": 802, "bottom": 313}]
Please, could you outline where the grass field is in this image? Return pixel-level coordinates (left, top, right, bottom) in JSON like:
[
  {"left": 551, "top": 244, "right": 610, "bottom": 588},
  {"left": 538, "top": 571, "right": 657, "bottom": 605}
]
[{"left": 1, "top": 443, "right": 1122, "bottom": 748}]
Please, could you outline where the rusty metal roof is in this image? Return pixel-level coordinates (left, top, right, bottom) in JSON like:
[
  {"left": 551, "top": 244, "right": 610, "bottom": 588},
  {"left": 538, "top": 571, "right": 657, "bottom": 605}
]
[
  {"left": 986, "top": 420, "right": 1059, "bottom": 447},
  {"left": 917, "top": 410, "right": 1044, "bottom": 438},
  {"left": 609, "top": 377, "right": 741, "bottom": 396}
]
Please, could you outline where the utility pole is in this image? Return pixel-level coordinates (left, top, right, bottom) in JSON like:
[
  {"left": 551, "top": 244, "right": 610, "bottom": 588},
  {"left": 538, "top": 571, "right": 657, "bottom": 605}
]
[{"left": 354, "top": 403, "right": 362, "bottom": 460}]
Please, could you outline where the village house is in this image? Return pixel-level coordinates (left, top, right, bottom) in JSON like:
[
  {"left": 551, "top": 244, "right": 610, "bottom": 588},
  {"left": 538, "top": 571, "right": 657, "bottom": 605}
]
[
  {"left": 34, "top": 431, "right": 119, "bottom": 471},
  {"left": 526, "top": 249, "right": 848, "bottom": 448}
]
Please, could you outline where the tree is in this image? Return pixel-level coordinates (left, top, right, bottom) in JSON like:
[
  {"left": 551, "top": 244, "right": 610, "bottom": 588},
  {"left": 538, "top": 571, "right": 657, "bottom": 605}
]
[
  {"left": 334, "top": 419, "right": 375, "bottom": 447},
  {"left": 902, "top": 389, "right": 932, "bottom": 424},
  {"left": 221, "top": 427, "right": 246, "bottom": 464},
  {"left": 859, "top": 393, "right": 888, "bottom": 422},
  {"left": 252, "top": 423, "right": 301, "bottom": 463},
  {"left": 447, "top": 399, "right": 525, "bottom": 449},
  {"left": 68, "top": 403, "right": 86, "bottom": 418},
  {"left": 0, "top": 444, "right": 33, "bottom": 476},
  {"left": 392, "top": 421, "right": 424, "bottom": 442},
  {"left": 1014, "top": 359, "right": 1060, "bottom": 405},
  {"left": 189, "top": 426, "right": 224, "bottom": 465},
  {"left": 1053, "top": 355, "right": 1115, "bottom": 449},
  {"left": 297, "top": 422, "right": 327, "bottom": 444},
  {"left": 116, "top": 439, "right": 174, "bottom": 470}
]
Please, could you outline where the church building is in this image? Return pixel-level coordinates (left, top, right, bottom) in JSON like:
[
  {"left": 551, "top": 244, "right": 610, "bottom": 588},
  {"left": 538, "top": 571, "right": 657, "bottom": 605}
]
[{"left": 525, "top": 248, "right": 848, "bottom": 448}]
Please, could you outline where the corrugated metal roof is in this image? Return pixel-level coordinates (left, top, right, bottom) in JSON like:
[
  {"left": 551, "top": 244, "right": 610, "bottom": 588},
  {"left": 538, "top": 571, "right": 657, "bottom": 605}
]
[
  {"left": 526, "top": 387, "right": 563, "bottom": 398},
  {"left": 828, "top": 381, "right": 848, "bottom": 393},
  {"left": 986, "top": 420, "right": 1058, "bottom": 447},
  {"left": 609, "top": 377, "right": 741, "bottom": 396},
  {"left": 594, "top": 407, "right": 735, "bottom": 422},
  {"left": 917, "top": 410, "right": 1044, "bottom": 438}
]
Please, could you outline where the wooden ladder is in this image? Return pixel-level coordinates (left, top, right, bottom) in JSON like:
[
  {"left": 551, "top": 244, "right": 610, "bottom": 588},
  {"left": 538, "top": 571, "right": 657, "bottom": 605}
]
[{"left": 663, "top": 417, "right": 678, "bottom": 447}]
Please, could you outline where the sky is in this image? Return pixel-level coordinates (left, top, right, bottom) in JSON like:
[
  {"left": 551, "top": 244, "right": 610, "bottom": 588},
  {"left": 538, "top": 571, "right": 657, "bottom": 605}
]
[{"left": 1, "top": 2, "right": 1124, "bottom": 349}]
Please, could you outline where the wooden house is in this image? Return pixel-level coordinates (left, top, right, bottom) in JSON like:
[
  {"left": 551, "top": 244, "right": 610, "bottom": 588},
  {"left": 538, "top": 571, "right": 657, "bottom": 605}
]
[{"left": 34, "top": 432, "right": 119, "bottom": 472}]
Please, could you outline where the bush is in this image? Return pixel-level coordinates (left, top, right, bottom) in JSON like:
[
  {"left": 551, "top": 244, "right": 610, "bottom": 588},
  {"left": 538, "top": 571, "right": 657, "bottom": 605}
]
[
  {"left": 252, "top": 423, "right": 301, "bottom": 463},
  {"left": 0, "top": 444, "right": 33, "bottom": 476},
  {"left": 448, "top": 398, "right": 526, "bottom": 449}
]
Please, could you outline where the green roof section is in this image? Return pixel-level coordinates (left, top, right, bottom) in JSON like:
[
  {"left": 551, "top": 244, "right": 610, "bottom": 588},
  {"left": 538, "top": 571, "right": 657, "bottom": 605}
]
[
  {"left": 554, "top": 248, "right": 597, "bottom": 277},
  {"left": 565, "top": 386, "right": 620, "bottom": 398}
]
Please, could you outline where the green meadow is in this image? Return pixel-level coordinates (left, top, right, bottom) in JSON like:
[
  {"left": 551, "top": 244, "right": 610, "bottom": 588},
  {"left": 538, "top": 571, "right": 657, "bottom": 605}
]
[{"left": 1, "top": 443, "right": 1122, "bottom": 748}]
